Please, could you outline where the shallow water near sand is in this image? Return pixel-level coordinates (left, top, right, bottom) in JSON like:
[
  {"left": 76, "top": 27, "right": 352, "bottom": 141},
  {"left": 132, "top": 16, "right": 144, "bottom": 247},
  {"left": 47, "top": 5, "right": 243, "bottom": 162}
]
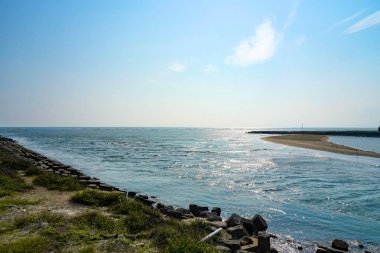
[{"left": 1, "top": 128, "right": 380, "bottom": 252}]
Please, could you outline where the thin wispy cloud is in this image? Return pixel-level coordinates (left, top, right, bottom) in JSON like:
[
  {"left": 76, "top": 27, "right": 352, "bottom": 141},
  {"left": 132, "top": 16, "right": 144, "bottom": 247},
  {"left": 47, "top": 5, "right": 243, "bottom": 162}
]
[
  {"left": 169, "top": 62, "right": 186, "bottom": 72},
  {"left": 327, "top": 9, "right": 366, "bottom": 32},
  {"left": 203, "top": 64, "right": 219, "bottom": 73},
  {"left": 345, "top": 10, "right": 380, "bottom": 34},
  {"left": 226, "top": 3, "right": 298, "bottom": 67}
]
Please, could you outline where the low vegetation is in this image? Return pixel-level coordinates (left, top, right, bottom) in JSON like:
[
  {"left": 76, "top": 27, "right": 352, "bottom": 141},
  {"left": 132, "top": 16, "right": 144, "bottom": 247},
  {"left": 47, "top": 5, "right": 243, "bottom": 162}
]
[
  {"left": 33, "top": 172, "right": 82, "bottom": 191},
  {"left": 0, "top": 147, "right": 220, "bottom": 252}
]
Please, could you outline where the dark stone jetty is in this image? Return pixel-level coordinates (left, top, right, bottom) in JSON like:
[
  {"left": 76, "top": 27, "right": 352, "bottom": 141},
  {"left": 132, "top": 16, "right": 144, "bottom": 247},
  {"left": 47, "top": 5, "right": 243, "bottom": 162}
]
[
  {"left": 247, "top": 130, "right": 380, "bottom": 137},
  {"left": 0, "top": 135, "right": 370, "bottom": 253}
]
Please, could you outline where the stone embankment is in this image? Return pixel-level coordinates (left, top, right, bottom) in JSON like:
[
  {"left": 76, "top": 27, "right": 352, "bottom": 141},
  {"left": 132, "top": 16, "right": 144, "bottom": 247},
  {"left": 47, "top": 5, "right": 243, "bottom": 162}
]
[{"left": 0, "top": 136, "right": 371, "bottom": 253}]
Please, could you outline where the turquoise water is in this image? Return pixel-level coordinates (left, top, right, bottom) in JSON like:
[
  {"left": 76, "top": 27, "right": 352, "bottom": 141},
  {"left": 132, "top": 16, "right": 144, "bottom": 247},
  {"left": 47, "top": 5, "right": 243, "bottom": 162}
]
[{"left": 1, "top": 128, "right": 379, "bottom": 252}]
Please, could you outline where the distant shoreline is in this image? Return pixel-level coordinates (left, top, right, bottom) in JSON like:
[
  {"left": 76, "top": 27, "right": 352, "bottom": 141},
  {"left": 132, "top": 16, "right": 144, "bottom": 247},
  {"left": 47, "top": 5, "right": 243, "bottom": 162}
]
[
  {"left": 248, "top": 130, "right": 380, "bottom": 138},
  {"left": 262, "top": 134, "right": 380, "bottom": 159}
]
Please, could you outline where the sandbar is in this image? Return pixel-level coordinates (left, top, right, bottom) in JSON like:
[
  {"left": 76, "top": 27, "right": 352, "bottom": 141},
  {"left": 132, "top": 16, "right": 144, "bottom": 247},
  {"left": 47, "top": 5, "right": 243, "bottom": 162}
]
[{"left": 262, "top": 134, "right": 380, "bottom": 158}]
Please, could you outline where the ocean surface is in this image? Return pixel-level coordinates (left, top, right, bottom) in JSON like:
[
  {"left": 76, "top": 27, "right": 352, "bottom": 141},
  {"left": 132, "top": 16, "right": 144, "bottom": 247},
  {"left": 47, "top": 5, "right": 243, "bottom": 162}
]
[{"left": 1, "top": 128, "right": 379, "bottom": 252}]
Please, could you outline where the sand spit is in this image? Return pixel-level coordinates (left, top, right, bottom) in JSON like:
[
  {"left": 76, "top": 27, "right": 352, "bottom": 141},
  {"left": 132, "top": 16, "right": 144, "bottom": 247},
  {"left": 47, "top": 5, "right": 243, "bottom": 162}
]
[{"left": 262, "top": 134, "right": 380, "bottom": 159}]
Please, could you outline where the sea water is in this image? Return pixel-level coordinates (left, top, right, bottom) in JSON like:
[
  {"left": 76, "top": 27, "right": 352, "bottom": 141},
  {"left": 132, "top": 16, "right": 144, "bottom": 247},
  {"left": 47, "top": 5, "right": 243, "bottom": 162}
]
[{"left": 1, "top": 128, "right": 379, "bottom": 252}]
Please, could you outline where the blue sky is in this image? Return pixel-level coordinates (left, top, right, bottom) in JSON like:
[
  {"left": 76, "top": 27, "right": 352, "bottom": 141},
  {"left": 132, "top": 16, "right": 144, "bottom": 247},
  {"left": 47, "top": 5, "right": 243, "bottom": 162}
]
[{"left": 1, "top": 0, "right": 380, "bottom": 128}]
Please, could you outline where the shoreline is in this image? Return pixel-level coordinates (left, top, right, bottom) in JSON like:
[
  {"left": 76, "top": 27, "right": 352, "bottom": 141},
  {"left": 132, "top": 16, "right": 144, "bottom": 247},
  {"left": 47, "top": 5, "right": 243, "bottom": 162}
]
[
  {"left": 262, "top": 134, "right": 380, "bottom": 158},
  {"left": 0, "top": 135, "right": 374, "bottom": 252}
]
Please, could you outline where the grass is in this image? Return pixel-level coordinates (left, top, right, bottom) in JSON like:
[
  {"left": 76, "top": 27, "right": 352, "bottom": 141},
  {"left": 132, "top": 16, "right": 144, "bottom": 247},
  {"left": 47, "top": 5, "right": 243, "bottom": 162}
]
[
  {"left": 71, "top": 189, "right": 124, "bottom": 206},
  {"left": 0, "top": 162, "right": 33, "bottom": 197},
  {"left": 33, "top": 172, "right": 82, "bottom": 191},
  {"left": 0, "top": 236, "right": 49, "bottom": 253},
  {"left": 0, "top": 198, "right": 39, "bottom": 214},
  {"left": 14, "top": 211, "right": 65, "bottom": 229},
  {"left": 73, "top": 211, "right": 121, "bottom": 234}
]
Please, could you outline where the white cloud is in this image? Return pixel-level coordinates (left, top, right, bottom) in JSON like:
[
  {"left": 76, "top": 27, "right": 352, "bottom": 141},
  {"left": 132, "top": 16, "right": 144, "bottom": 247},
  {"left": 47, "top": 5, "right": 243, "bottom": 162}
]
[
  {"left": 203, "top": 64, "right": 219, "bottom": 73},
  {"left": 345, "top": 10, "right": 380, "bottom": 34},
  {"left": 226, "top": 3, "right": 298, "bottom": 67},
  {"left": 294, "top": 35, "right": 306, "bottom": 46},
  {"left": 169, "top": 62, "right": 186, "bottom": 72},
  {"left": 225, "top": 20, "right": 278, "bottom": 66}
]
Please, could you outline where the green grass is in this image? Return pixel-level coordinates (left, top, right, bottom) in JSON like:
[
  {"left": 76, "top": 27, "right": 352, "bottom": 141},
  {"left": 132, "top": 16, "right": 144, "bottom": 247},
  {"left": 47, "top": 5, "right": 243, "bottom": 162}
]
[
  {"left": 73, "top": 211, "right": 120, "bottom": 234},
  {"left": 33, "top": 172, "right": 82, "bottom": 191},
  {"left": 0, "top": 198, "right": 39, "bottom": 214},
  {"left": 0, "top": 165, "right": 33, "bottom": 197},
  {"left": 14, "top": 211, "right": 65, "bottom": 229},
  {"left": 0, "top": 236, "right": 49, "bottom": 253},
  {"left": 71, "top": 189, "right": 124, "bottom": 207},
  {"left": 166, "top": 237, "right": 219, "bottom": 253}
]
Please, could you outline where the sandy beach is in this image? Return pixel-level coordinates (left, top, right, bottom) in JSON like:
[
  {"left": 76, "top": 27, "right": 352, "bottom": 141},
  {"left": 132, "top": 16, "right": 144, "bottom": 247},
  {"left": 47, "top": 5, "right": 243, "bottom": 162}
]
[{"left": 262, "top": 134, "right": 380, "bottom": 159}]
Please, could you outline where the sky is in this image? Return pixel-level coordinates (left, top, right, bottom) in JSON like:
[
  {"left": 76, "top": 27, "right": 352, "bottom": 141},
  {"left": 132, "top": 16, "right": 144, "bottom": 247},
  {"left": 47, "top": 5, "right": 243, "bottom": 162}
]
[{"left": 1, "top": 0, "right": 380, "bottom": 128}]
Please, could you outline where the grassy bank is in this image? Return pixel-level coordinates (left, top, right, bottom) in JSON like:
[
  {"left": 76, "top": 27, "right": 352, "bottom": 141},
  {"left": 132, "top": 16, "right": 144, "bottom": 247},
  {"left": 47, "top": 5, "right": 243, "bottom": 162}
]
[{"left": 0, "top": 147, "right": 221, "bottom": 252}]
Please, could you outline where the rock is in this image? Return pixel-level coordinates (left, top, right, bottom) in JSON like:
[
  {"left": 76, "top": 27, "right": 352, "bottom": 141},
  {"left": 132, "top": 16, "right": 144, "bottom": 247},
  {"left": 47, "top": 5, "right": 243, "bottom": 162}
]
[
  {"left": 227, "top": 225, "right": 246, "bottom": 240},
  {"left": 241, "top": 244, "right": 258, "bottom": 252},
  {"left": 251, "top": 214, "right": 268, "bottom": 231},
  {"left": 209, "top": 221, "right": 227, "bottom": 228},
  {"left": 127, "top": 191, "right": 136, "bottom": 198},
  {"left": 226, "top": 213, "right": 243, "bottom": 227},
  {"left": 215, "top": 245, "right": 232, "bottom": 252},
  {"left": 316, "top": 249, "right": 331, "bottom": 253},
  {"left": 223, "top": 240, "right": 241, "bottom": 251},
  {"left": 199, "top": 210, "right": 210, "bottom": 218},
  {"left": 156, "top": 203, "right": 165, "bottom": 209},
  {"left": 270, "top": 248, "right": 279, "bottom": 253},
  {"left": 211, "top": 207, "right": 221, "bottom": 216},
  {"left": 207, "top": 214, "right": 222, "bottom": 222},
  {"left": 258, "top": 231, "right": 270, "bottom": 253},
  {"left": 99, "top": 184, "right": 114, "bottom": 191},
  {"left": 317, "top": 245, "right": 346, "bottom": 253},
  {"left": 332, "top": 239, "right": 348, "bottom": 251},
  {"left": 240, "top": 236, "right": 254, "bottom": 246},
  {"left": 189, "top": 204, "right": 208, "bottom": 217},
  {"left": 298, "top": 246, "right": 303, "bottom": 250},
  {"left": 88, "top": 184, "right": 98, "bottom": 189}
]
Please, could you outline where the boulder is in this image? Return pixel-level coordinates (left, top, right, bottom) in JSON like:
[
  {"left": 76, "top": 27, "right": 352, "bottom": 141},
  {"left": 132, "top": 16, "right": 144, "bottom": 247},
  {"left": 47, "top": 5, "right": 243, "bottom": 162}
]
[
  {"left": 189, "top": 204, "right": 208, "bottom": 217},
  {"left": 252, "top": 214, "right": 268, "bottom": 231},
  {"left": 240, "top": 236, "right": 254, "bottom": 246},
  {"left": 332, "top": 239, "right": 348, "bottom": 251},
  {"left": 223, "top": 240, "right": 241, "bottom": 251},
  {"left": 226, "top": 213, "right": 243, "bottom": 227},
  {"left": 156, "top": 203, "right": 165, "bottom": 209},
  {"left": 127, "top": 191, "right": 136, "bottom": 198},
  {"left": 211, "top": 207, "right": 221, "bottom": 216},
  {"left": 258, "top": 231, "right": 270, "bottom": 253},
  {"left": 227, "top": 225, "right": 246, "bottom": 240},
  {"left": 207, "top": 214, "right": 222, "bottom": 222},
  {"left": 215, "top": 245, "right": 232, "bottom": 252}
]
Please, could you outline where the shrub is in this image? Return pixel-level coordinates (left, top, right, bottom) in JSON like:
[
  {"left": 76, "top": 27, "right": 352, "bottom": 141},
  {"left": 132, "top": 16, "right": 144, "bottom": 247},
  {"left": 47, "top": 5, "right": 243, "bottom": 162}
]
[
  {"left": 71, "top": 190, "right": 123, "bottom": 207},
  {"left": 0, "top": 236, "right": 49, "bottom": 253},
  {"left": 34, "top": 172, "right": 82, "bottom": 191}
]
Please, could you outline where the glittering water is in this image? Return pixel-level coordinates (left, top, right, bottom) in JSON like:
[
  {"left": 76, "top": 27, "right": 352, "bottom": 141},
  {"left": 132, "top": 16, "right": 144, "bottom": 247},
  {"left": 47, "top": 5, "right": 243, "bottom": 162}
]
[{"left": 1, "top": 128, "right": 379, "bottom": 252}]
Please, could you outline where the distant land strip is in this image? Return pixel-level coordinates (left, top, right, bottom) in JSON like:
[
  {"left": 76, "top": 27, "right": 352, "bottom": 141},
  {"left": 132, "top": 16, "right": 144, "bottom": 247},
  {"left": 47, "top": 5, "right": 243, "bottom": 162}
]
[
  {"left": 247, "top": 130, "right": 380, "bottom": 137},
  {"left": 260, "top": 134, "right": 380, "bottom": 159}
]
